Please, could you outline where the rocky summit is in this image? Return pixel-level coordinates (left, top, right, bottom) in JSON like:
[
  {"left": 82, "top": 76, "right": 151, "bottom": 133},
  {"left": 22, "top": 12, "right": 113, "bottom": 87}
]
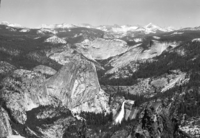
[{"left": 0, "top": 22, "right": 200, "bottom": 138}]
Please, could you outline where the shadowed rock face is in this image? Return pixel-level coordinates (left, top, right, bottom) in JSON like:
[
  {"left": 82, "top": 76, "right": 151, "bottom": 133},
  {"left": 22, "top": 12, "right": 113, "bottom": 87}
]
[
  {"left": 132, "top": 102, "right": 168, "bottom": 138},
  {"left": 0, "top": 107, "right": 12, "bottom": 137},
  {"left": 130, "top": 99, "right": 192, "bottom": 138},
  {"left": 37, "top": 116, "right": 76, "bottom": 138}
]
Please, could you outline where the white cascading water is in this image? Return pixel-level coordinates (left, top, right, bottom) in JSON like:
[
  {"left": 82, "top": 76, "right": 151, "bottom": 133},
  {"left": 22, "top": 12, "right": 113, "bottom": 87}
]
[{"left": 114, "top": 100, "right": 135, "bottom": 124}]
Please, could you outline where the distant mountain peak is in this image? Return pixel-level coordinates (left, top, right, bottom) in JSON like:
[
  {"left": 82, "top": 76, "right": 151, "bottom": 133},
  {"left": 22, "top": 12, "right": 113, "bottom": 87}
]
[
  {"left": 0, "top": 21, "right": 22, "bottom": 28},
  {"left": 145, "top": 23, "right": 155, "bottom": 28},
  {"left": 145, "top": 23, "right": 162, "bottom": 29},
  {"left": 0, "top": 21, "right": 9, "bottom": 25},
  {"left": 40, "top": 23, "right": 76, "bottom": 29},
  {"left": 143, "top": 23, "right": 175, "bottom": 33}
]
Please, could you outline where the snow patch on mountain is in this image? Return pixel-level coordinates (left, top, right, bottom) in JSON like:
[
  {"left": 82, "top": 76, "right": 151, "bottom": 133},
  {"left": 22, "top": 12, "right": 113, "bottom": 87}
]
[
  {"left": 20, "top": 29, "right": 30, "bottom": 33},
  {"left": 171, "top": 32, "right": 184, "bottom": 35},
  {"left": 165, "top": 26, "right": 176, "bottom": 32},
  {"left": 1, "top": 21, "right": 22, "bottom": 28},
  {"left": 37, "top": 28, "right": 57, "bottom": 35},
  {"left": 40, "top": 23, "right": 76, "bottom": 29},
  {"left": 96, "top": 25, "right": 108, "bottom": 32},
  {"left": 55, "top": 23, "right": 76, "bottom": 28},
  {"left": 111, "top": 25, "right": 139, "bottom": 33},
  {"left": 97, "top": 23, "right": 175, "bottom": 36},
  {"left": 8, "top": 24, "right": 22, "bottom": 28},
  {"left": 78, "top": 23, "right": 93, "bottom": 28},
  {"left": 144, "top": 23, "right": 166, "bottom": 34}
]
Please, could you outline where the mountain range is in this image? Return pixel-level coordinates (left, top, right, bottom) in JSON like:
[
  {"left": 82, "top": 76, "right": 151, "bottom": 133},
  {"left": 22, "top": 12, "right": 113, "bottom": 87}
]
[
  {"left": 1, "top": 21, "right": 177, "bottom": 32},
  {"left": 0, "top": 21, "right": 200, "bottom": 138}
]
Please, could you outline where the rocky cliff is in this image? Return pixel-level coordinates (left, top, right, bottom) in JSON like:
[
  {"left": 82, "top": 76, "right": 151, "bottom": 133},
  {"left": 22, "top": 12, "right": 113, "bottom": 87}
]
[
  {"left": 0, "top": 54, "right": 110, "bottom": 137},
  {"left": 1, "top": 22, "right": 200, "bottom": 138}
]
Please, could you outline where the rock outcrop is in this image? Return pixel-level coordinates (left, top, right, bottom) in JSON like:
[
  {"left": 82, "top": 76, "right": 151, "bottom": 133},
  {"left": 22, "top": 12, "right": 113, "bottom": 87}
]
[
  {"left": 0, "top": 54, "right": 109, "bottom": 125},
  {"left": 0, "top": 69, "right": 46, "bottom": 124},
  {"left": 106, "top": 41, "right": 180, "bottom": 76},
  {"left": 45, "top": 54, "right": 109, "bottom": 113},
  {"left": 45, "top": 36, "right": 67, "bottom": 44},
  {"left": 32, "top": 65, "right": 57, "bottom": 76},
  {"left": 76, "top": 38, "right": 128, "bottom": 60}
]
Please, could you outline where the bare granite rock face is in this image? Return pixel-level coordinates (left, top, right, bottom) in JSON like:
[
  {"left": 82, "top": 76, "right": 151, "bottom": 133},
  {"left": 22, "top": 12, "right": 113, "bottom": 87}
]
[
  {"left": 0, "top": 54, "right": 109, "bottom": 125},
  {"left": 44, "top": 36, "right": 67, "bottom": 44},
  {"left": 45, "top": 54, "right": 110, "bottom": 113},
  {"left": 76, "top": 38, "right": 129, "bottom": 60},
  {"left": 32, "top": 65, "right": 57, "bottom": 76},
  {"left": 0, "top": 69, "right": 46, "bottom": 124},
  {"left": 46, "top": 45, "right": 75, "bottom": 65}
]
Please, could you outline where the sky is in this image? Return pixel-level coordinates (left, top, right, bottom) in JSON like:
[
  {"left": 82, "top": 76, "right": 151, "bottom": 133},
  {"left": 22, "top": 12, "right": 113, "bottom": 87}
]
[{"left": 0, "top": 0, "right": 200, "bottom": 28}]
